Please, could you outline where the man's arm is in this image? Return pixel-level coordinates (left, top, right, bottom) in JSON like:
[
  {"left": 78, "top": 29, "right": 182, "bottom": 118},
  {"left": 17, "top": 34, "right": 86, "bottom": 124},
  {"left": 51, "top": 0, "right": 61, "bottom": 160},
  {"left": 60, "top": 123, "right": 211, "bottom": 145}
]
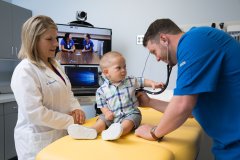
[
  {"left": 135, "top": 94, "right": 197, "bottom": 141},
  {"left": 137, "top": 92, "right": 168, "bottom": 112}
]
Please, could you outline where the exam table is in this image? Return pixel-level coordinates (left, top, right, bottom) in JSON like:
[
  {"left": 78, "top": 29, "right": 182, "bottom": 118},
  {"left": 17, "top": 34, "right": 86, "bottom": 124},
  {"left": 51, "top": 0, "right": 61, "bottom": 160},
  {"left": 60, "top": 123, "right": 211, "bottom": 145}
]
[{"left": 36, "top": 91, "right": 202, "bottom": 160}]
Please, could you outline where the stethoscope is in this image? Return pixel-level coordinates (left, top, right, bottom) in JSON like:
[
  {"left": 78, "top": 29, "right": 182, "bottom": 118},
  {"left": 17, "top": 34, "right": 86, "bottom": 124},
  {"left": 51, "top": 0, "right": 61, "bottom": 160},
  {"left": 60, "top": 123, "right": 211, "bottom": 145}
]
[{"left": 135, "top": 52, "right": 173, "bottom": 95}]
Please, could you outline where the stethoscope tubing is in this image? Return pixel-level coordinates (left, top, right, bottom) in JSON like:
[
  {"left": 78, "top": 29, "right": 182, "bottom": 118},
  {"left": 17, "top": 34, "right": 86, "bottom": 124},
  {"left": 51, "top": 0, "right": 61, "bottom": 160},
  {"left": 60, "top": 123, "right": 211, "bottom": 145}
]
[{"left": 136, "top": 65, "right": 172, "bottom": 95}]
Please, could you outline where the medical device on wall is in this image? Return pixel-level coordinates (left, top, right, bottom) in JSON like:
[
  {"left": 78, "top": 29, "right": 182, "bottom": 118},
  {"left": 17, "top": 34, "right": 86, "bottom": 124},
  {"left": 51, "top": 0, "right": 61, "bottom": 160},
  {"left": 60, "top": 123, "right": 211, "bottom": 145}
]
[{"left": 227, "top": 24, "right": 240, "bottom": 43}]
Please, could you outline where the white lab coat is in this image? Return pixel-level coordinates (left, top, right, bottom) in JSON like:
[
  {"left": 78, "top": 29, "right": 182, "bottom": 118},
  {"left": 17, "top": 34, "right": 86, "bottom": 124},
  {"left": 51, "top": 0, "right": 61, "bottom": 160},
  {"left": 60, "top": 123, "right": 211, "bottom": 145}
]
[{"left": 11, "top": 59, "right": 81, "bottom": 160}]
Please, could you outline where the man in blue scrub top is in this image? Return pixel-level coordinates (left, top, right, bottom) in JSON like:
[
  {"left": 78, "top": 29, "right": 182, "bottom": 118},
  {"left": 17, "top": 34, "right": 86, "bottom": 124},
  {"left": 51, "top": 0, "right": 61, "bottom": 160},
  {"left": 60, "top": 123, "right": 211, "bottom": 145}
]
[{"left": 135, "top": 19, "right": 240, "bottom": 160}]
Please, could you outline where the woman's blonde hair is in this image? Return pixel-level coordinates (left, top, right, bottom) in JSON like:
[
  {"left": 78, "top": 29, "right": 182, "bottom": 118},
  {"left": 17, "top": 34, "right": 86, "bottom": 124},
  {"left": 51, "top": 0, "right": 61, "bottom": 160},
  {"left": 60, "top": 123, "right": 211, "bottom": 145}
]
[{"left": 18, "top": 15, "right": 57, "bottom": 67}]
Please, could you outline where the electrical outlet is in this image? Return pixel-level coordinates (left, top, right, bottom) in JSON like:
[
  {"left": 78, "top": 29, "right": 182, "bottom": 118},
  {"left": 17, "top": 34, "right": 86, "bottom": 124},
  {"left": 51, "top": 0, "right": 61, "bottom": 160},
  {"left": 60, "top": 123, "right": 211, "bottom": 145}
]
[{"left": 136, "top": 35, "right": 144, "bottom": 45}]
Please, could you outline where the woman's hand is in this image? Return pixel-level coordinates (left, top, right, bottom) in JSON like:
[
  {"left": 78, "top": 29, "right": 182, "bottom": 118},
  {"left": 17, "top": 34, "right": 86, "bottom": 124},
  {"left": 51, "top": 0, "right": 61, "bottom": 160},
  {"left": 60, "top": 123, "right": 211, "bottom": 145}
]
[
  {"left": 69, "top": 49, "right": 75, "bottom": 53},
  {"left": 69, "top": 109, "right": 86, "bottom": 124}
]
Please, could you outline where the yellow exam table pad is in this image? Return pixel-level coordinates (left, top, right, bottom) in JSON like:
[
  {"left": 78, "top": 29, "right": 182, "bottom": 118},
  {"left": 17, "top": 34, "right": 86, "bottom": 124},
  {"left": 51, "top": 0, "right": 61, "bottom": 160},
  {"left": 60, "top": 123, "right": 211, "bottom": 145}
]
[{"left": 36, "top": 107, "right": 202, "bottom": 160}]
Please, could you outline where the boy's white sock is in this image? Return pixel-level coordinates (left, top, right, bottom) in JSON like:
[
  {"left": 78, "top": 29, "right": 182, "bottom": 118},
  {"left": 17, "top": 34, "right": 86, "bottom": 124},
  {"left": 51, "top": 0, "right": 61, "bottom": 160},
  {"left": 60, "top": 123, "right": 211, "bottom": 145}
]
[
  {"left": 67, "top": 124, "right": 97, "bottom": 139},
  {"left": 101, "top": 123, "right": 123, "bottom": 141}
]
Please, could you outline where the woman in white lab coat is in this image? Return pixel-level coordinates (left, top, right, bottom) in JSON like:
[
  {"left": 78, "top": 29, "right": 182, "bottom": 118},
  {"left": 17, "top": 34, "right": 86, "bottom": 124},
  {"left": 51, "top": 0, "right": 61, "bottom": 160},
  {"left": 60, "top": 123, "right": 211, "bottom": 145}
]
[{"left": 11, "top": 15, "right": 86, "bottom": 160}]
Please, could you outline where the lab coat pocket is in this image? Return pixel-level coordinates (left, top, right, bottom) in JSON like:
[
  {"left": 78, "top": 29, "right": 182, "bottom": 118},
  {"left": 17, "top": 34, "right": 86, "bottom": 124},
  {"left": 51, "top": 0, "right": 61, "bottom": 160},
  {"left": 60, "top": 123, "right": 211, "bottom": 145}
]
[{"left": 30, "top": 130, "right": 59, "bottom": 155}]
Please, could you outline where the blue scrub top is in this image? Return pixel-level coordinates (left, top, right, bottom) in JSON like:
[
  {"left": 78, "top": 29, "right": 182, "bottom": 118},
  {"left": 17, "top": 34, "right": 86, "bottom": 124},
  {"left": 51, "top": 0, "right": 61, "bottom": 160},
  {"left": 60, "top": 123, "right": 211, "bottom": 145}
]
[
  {"left": 174, "top": 27, "right": 240, "bottom": 160},
  {"left": 83, "top": 39, "right": 94, "bottom": 51},
  {"left": 60, "top": 39, "right": 75, "bottom": 50}
]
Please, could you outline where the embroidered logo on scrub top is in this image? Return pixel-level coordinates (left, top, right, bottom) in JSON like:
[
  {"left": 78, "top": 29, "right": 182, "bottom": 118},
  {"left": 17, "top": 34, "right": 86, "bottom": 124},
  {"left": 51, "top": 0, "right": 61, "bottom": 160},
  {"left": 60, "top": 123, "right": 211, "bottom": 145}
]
[
  {"left": 46, "top": 80, "right": 57, "bottom": 85},
  {"left": 179, "top": 61, "right": 186, "bottom": 67}
]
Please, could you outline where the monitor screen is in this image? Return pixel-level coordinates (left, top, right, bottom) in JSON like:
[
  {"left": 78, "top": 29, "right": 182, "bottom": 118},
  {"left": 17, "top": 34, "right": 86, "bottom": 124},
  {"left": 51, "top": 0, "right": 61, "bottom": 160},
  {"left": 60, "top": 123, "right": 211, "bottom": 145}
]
[
  {"left": 56, "top": 24, "right": 112, "bottom": 65},
  {"left": 65, "top": 66, "right": 99, "bottom": 90}
]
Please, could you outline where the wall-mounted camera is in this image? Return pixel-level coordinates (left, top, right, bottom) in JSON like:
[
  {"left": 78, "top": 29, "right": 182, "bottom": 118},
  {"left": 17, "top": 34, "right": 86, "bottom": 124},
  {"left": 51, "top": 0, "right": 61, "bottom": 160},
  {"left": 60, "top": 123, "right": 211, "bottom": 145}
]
[
  {"left": 69, "top": 11, "right": 93, "bottom": 27},
  {"left": 76, "top": 11, "right": 87, "bottom": 21}
]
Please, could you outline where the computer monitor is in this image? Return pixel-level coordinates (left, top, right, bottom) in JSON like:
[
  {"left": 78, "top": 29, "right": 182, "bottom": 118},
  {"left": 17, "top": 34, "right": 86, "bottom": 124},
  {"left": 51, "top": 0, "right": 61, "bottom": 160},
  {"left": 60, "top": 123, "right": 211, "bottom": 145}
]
[
  {"left": 65, "top": 66, "right": 99, "bottom": 95},
  {"left": 56, "top": 24, "right": 112, "bottom": 65}
]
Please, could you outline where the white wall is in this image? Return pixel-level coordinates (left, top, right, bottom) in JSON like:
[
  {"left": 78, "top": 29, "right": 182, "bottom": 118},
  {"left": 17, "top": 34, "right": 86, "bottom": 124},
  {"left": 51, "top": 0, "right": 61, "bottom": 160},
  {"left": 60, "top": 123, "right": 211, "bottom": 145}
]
[{"left": 11, "top": 0, "right": 240, "bottom": 90}]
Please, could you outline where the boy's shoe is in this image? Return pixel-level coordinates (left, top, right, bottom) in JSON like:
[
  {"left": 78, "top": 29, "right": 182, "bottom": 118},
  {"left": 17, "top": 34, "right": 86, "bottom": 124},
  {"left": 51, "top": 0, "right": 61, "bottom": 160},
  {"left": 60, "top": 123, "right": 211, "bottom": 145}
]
[
  {"left": 101, "top": 123, "right": 123, "bottom": 141},
  {"left": 67, "top": 124, "right": 97, "bottom": 139}
]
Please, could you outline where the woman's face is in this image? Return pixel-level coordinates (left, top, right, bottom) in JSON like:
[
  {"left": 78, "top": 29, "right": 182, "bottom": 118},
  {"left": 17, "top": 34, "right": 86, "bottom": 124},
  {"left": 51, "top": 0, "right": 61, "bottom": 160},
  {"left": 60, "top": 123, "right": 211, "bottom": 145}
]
[
  {"left": 85, "top": 35, "right": 89, "bottom": 41},
  {"left": 37, "top": 28, "right": 58, "bottom": 62},
  {"left": 68, "top": 34, "right": 72, "bottom": 40}
]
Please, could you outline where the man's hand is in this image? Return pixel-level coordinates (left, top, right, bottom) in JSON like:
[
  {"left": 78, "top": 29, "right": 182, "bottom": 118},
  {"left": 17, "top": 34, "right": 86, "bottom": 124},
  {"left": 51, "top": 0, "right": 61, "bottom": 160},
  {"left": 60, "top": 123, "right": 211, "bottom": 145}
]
[
  {"left": 135, "top": 124, "right": 156, "bottom": 141},
  {"left": 136, "top": 91, "right": 151, "bottom": 107}
]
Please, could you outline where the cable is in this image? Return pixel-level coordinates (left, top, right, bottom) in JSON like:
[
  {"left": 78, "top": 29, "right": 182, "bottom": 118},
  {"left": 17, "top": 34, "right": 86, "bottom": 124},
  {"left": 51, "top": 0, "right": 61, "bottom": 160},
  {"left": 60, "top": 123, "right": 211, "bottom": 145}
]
[{"left": 141, "top": 52, "right": 151, "bottom": 77}]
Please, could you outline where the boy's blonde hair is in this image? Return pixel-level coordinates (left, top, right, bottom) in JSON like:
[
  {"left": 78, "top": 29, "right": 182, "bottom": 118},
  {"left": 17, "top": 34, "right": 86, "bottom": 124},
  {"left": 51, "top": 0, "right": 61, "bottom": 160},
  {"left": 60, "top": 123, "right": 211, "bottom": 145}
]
[
  {"left": 18, "top": 15, "right": 57, "bottom": 67},
  {"left": 99, "top": 51, "right": 124, "bottom": 70}
]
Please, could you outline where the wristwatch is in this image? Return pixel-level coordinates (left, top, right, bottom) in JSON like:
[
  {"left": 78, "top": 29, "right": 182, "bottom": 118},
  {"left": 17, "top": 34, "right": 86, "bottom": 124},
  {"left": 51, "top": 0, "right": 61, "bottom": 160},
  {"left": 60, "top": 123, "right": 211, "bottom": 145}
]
[{"left": 150, "top": 126, "right": 164, "bottom": 142}]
